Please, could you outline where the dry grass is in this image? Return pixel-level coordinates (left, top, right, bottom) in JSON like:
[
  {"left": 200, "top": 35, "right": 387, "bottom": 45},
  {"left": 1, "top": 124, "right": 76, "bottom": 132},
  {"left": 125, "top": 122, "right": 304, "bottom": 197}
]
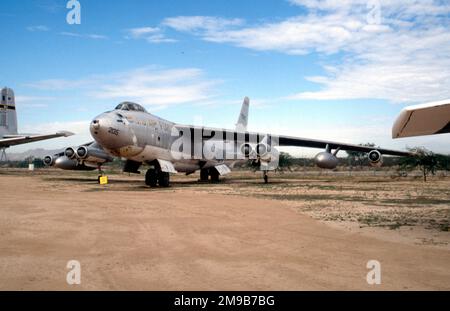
[{"left": 4, "top": 167, "right": 450, "bottom": 232}]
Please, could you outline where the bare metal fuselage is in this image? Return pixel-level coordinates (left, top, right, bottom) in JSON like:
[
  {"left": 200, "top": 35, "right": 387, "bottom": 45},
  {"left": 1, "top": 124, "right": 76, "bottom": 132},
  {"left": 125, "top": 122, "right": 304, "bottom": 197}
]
[{"left": 90, "top": 109, "right": 246, "bottom": 173}]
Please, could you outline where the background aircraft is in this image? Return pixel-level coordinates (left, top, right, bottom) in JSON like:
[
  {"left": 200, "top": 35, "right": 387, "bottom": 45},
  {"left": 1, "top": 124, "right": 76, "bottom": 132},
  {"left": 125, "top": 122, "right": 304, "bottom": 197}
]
[
  {"left": 0, "top": 87, "right": 73, "bottom": 160},
  {"left": 45, "top": 97, "right": 411, "bottom": 186},
  {"left": 393, "top": 99, "right": 450, "bottom": 139}
]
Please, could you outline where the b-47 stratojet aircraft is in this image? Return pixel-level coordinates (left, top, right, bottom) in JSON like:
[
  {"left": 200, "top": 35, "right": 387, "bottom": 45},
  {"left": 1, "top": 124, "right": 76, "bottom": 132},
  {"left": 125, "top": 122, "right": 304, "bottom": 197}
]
[{"left": 45, "top": 98, "right": 411, "bottom": 186}]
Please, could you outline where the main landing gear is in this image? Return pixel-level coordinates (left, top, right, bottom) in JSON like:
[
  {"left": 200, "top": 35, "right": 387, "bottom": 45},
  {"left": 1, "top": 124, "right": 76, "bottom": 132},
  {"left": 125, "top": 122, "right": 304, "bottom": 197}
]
[
  {"left": 199, "top": 168, "right": 220, "bottom": 183},
  {"left": 263, "top": 170, "right": 269, "bottom": 184},
  {"left": 145, "top": 168, "right": 170, "bottom": 187}
]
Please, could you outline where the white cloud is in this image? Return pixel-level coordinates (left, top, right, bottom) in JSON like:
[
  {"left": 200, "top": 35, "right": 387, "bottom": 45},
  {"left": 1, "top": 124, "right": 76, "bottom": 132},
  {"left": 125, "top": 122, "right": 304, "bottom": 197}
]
[
  {"left": 27, "top": 67, "right": 221, "bottom": 108},
  {"left": 164, "top": 2, "right": 450, "bottom": 103},
  {"left": 89, "top": 68, "right": 219, "bottom": 106},
  {"left": 21, "top": 120, "right": 89, "bottom": 136},
  {"left": 125, "top": 17, "right": 244, "bottom": 44},
  {"left": 163, "top": 16, "right": 244, "bottom": 32},
  {"left": 125, "top": 27, "right": 176, "bottom": 43},
  {"left": 15, "top": 96, "right": 55, "bottom": 108},
  {"left": 13, "top": 120, "right": 92, "bottom": 152},
  {"left": 26, "top": 78, "right": 96, "bottom": 90},
  {"left": 60, "top": 32, "right": 108, "bottom": 40},
  {"left": 27, "top": 25, "right": 50, "bottom": 32},
  {"left": 87, "top": 34, "right": 108, "bottom": 40},
  {"left": 127, "top": 27, "right": 160, "bottom": 38}
]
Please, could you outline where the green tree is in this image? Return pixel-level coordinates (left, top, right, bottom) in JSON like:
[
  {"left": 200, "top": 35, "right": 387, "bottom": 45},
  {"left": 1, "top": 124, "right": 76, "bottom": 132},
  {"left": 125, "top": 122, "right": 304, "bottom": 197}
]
[
  {"left": 346, "top": 143, "right": 376, "bottom": 167},
  {"left": 436, "top": 154, "right": 450, "bottom": 172},
  {"left": 399, "top": 147, "right": 439, "bottom": 182},
  {"left": 278, "top": 152, "right": 294, "bottom": 170}
]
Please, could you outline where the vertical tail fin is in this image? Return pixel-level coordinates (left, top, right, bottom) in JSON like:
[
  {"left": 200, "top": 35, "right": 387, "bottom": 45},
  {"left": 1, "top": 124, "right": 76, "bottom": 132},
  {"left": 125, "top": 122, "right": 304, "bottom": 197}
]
[
  {"left": 0, "top": 87, "right": 18, "bottom": 137},
  {"left": 235, "top": 97, "right": 249, "bottom": 132}
]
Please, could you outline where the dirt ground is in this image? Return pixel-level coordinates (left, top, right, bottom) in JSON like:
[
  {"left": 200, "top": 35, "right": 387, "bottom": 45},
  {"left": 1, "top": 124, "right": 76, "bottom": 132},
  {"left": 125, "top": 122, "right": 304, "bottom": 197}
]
[{"left": 0, "top": 169, "right": 449, "bottom": 290}]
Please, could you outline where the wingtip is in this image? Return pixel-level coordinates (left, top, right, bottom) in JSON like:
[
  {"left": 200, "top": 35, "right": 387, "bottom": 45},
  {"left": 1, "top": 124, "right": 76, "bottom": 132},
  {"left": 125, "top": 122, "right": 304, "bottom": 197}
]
[{"left": 57, "top": 130, "right": 75, "bottom": 137}]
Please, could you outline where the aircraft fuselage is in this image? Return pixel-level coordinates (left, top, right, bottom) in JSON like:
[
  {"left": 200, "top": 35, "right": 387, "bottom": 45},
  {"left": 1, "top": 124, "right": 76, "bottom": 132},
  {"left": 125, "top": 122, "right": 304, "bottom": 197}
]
[{"left": 90, "top": 109, "right": 245, "bottom": 173}]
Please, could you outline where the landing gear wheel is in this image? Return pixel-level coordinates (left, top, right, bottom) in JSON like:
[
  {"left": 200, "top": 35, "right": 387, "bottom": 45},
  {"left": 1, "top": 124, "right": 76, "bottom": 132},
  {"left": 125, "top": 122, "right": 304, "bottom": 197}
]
[
  {"left": 200, "top": 168, "right": 209, "bottom": 182},
  {"left": 158, "top": 171, "right": 170, "bottom": 187},
  {"left": 145, "top": 169, "right": 158, "bottom": 187},
  {"left": 210, "top": 169, "right": 220, "bottom": 183}
]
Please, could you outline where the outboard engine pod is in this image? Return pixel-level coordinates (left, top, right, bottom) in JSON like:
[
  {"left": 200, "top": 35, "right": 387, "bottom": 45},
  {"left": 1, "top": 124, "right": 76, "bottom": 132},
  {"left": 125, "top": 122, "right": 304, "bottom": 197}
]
[
  {"left": 368, "top": 150, "right": 383, "bottom": 167},
  {"left": 43, "top": 155, "right": 54, "bottom": 166}
]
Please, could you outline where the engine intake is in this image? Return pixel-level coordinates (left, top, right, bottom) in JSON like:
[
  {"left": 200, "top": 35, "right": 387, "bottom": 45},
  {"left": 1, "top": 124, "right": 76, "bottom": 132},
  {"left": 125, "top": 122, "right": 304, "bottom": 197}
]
[
  {"left": 43, "top": 155, "right": 55, "bottom": 166},
  {"left": 240, "top": 143, "right": 253, "bottom": 157},
  {"left": 76, "top": 146, "right": 88, "bottom": 159},
  {"left": 75, "top": 145, "right": 113, "bottom": 163},
  {"left": 368, "top": 150, "right": 383, "bottom": 167},
  {"left": 256, "top": 143, "right": 270, "bottom": 157},
  {"left": 65, "top": 147, "right": 76, "bottom": 159}
]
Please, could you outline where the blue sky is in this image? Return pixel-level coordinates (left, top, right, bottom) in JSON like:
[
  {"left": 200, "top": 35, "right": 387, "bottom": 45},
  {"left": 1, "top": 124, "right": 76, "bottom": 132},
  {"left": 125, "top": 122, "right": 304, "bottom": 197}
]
[{"left": 1, "top": 0, "right": 449, "bottom": 155}]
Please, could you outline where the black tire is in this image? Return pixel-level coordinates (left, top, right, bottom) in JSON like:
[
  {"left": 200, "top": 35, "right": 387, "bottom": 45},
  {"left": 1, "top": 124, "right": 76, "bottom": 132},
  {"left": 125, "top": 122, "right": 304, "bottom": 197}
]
[
  {"left": 145, "top": 169, "right": 158, "bottom": 187},
  {"left": 210, "top": 169, "right": 220, "bottom": 182},
  {"left": 158, "top": 172, "right": 170, "bottom": 187},
  {"left": 200, "top": 168, "right": 209, "bottom": 182},
  {"left": 264, "top": 174, "right": 268, "bottom": 184}
]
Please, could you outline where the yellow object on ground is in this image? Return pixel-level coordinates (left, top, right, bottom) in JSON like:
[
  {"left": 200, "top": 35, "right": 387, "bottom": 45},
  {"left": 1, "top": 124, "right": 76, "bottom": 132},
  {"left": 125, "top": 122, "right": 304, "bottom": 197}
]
[{"left": 99, "top": 176, "right": 108, "bottom": 185}]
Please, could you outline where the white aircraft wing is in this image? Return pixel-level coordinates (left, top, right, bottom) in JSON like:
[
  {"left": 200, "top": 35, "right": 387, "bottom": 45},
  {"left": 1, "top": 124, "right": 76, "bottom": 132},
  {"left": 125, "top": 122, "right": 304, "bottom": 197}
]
[
  {"left": 175, "top": 125, "right": 412, "bottom": 157},
  {"left": 0, "top": 131, "right": 74, "bottom": 148},
  {"left": 276, "top": 135, "right": 410, "bottom": 156},
  {"left": 392, "top": 99, "right": 450, "bottom": 138}
]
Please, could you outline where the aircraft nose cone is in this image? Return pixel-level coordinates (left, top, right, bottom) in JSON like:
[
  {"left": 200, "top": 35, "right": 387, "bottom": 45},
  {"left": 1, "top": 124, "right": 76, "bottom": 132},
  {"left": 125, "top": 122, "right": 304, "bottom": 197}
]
[
  {"left": 90, "top": 114, "right": 109, "bottom": 138},
  {"left": 89, "top": 112, "right": 134, "bottom": 150},
  {"left": 91, "top": 119, "right": 100, "bottom": 130}
]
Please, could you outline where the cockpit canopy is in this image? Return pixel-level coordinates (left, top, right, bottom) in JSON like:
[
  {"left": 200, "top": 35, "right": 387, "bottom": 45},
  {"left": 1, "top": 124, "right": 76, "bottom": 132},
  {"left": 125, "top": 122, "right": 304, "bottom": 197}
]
[{"left": 115, "top": 102, "right": 147, "bottom": 113}]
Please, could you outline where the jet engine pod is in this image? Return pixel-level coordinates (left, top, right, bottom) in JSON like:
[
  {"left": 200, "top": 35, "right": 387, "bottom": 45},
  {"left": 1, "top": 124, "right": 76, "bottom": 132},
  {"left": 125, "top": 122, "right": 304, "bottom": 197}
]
[
  {"left": 64, "top": 147, "right": 76, "bottom": 159},
  {"left": 43, "top": 155, "right": 55, "bottom": 166},
  {"left": 256, "top": 143, "right": 270, "bottom": 157},
  {"left": 240, "top": 143, "right": 254, "bottom": 158},
  {"left": 315, "top": 152, "right": 339, "bottom": 169},
  {"left": 368, "top": 150, "right": 383, "bottom": 167},
  {"left": 76, "top": 146, "right": 88, "bottom": 159},
  {"left": 75, "top": 145, "right": 113, "bottom": 163}
]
